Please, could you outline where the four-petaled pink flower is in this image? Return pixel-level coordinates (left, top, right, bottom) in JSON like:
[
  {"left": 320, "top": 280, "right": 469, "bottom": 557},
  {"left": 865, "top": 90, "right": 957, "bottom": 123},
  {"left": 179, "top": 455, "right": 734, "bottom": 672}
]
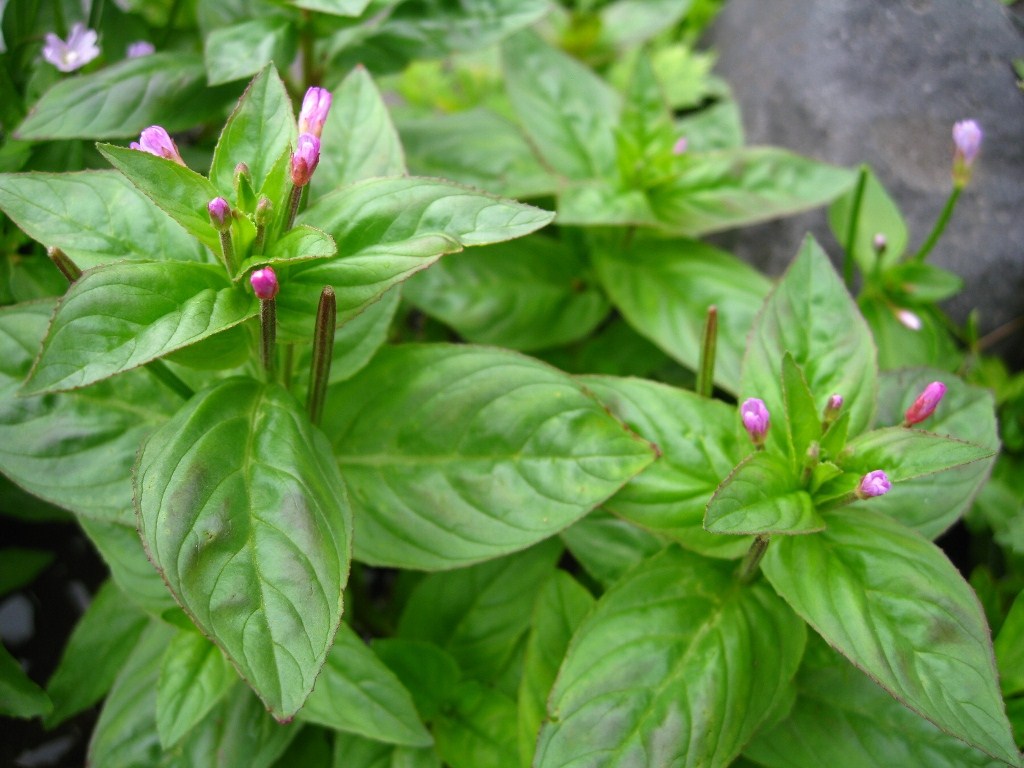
[
  {"left": 856, "top": 470, "right": 891, "bottom": 499},
  {"left": 741, "top": 398, "right": 770, "bottom": 447},
  {"left": 298, "top": 87, "right": 332, "bottom": 139},
  {"left": 127, "top": 41, "right": 155, "bottom": 59},
  {"left": 250, "top": 267, "right": 279, "bottom": 300},
  {"left": 42, "top": 22, "right": 100, "bottom": 72},
  {"left": 904, "top": 381, "right": 946, "bottom": 427},
  {"left": 130, "top": 126, "right": 186, "bottom": 166},
  {"left": 290, "top": 133, "right": 320, "bottom": 187}
]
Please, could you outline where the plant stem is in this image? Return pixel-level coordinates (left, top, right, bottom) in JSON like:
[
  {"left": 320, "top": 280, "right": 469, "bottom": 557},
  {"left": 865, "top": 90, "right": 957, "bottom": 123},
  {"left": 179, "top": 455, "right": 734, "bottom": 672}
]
[
  {"left": 842, "top": 165, "right": 868, "bottom": 290},
  {"left": 307, "top": 287, "right": 336, "bottom": 426},
  {"left": 47, "top": 247, "right": 82, "bottom": 282},
  {"left": 738, "top": 535, "right": 770, "bottom": 583},
  {"left": 696, "top": 305, "right": 717, "bottom": 398},
  {"left": 87, "top": 0, "right": 104, "bottom": 33},
  {"left": 259, "top": 298, "right": 277, "bottom": 379},
  {"left": 159, "top": 0, "right": 184, "bottom": 47},
  {"left": 913, "top": 186, "right": 962, "bottom": 263},
  {"left": 285, "top": 185, "right": 303, "bottom": 232},
  {"left": 219, "top": 230, "right": 236, "bottom": 274},
  {"left": 281, "top": 343, "right": 296, "bottom": 391},
  {"left": 145, "top": 360, "right": 194, "bottom": 400}
]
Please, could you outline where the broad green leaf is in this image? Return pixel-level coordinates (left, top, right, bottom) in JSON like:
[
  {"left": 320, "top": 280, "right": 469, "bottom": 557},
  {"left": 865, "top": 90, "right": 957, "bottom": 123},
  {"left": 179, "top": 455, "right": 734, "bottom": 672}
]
[
  {"left": 273, "top": 727, "right": 333, "bottom": 768},
  {"left": 135, "top": 378, "right": 353, "bottom": 719},
  {"left": 204, "top": 17, "right": 298, "bottom": 86},
  {"left": 828, "top": 166, "right": 908, "bottom": 273},
  {"left": 398, "top": 539, "right": 561, "bottom": 679},
  {"left": 996, "top": 591, "right": 1024, "bottom": 697},
  {"left": 762, "top": 508, "right": 1020, "bottom": 765},
  {"left": 591, "top": 236, "right": 771, "bottom": 392},
  {"left": 745, "top": 636, "right": 1006, "bottom": 768},
  {"left": 157, "top": 627, "right": 237, "bottom": 747},
  {"left": 332, "top": 732, "right": 440, "bottom": 768},
  {"left": 323, "top": 344, "right": 655, "bottom": 569},
  {"left": 782, "top": 352, "right": 821, "bottom": 464},
  {"left": 870, "top": 368, "right": 998, "bottom": 537},
  {"left": 237, "top": 224, "right": 336, "bottom": 275},
  {"left": 842, "top": 427, "right": 993, "bottom": 484},
  {"left": 559, "top": 508, "right": 667, "bottom": 588},
  {"left": 600, "top": 0, "right": 696, "bottom": 48},
  {"left": 210, "top": 65, "right": 297, "bottom": 195},
  {"left": 535, "top": 546, "right": 806, "bottom": 768},
  {"left": 434, "top": 680, "right": 518, "bottom": 768},
  {"left": 0, "top": 642, "right": 51, "bottom": 718},
  {"left": 581, "top": 376, "right": 751, "bottom": 557},
  {"left": 860, "top": 297, "right": 961, "bottom": 372},
  {"left": 0, "top": 300, "right": 178, "bottom": 522},
  {"left": 88, "top": 621, "right": 172, "bottom": 768},
  {"left": 373, "top": 639, "right": 462, "bottom": 723},
  {"left": 0, "top": 548, "right": 52, "bottom": 596},
  {"left": 15, "top": 54, "right": 229, "bottom": 139},
  {"left": 517, "top": 572, "right": 595, "bottom": 768},
  {"left": 398, "top": 108, "right": 558, "bottom": 199},
  {"left": 313, "top": 65, "right": 406, "bottom": 194},
  {"left": 23, "top": 262, "right": 256, "bottom": 394},
  {"left": 44, "top": 581, "right": 148, "bottom": 728},
  {"left": 502, "top": 30, "right": 619, "bottom": 179},
  {"left": 291, "top": 0, "right": 371, "bottom": 14},
  {"left": 301, "top": 623, "right": 431, "bottom": 747},
  {"left": 403, "top": 236, "right": 609, "bottom": 351},
  {"left": 0, "top": 171, "right": 209, "bottom": 268},
  {"left": 538, "top": 317, "right": 673, "bottom": 379},
  {"left": 887, "top": 262, "right": 964, "bottom": 303},
  {"left": 674, "top": 99, "right": 744, "bottom": 152},
  {"left": 705, "top": 452, "right": 823, "bottom": 535},
  {"left": 741, "top": 236, "right": 878, "bottom": 447}
]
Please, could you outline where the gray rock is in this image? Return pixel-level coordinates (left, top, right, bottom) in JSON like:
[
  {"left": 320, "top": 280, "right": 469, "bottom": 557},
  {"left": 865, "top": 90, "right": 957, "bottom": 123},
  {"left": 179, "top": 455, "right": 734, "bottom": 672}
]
[{"left": 706, "top": 0, "right": 1024, "bottom": 359}]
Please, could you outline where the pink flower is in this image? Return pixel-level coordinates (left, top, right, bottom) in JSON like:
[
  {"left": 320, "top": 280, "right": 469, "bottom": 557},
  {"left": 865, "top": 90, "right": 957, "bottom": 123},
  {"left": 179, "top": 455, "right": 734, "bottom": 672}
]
[
  {"left": 42, "top": 22, "right": 100, "bottom": 73},
  {"left": 740, "top": 398, "right": 770, "bottom": 447},
  {"left": 130, "top": 126, "right": 186, "bottom": 166},
  {"left": 903, "top": 381, "right": 946, "bottom": 427},
  {"left": 208, "top": 197, "right": 231, "bottom": 231},
  {"left": 953, "top": 120, "right": 982, "bottom": 165},
  {"left": 895, "top": 308, "right": 923, "bottom": 332},
  {"left": 127, "top": 41, "right": 155, "bottom": 58},
  {"left": 290, "top": 133, "right": 320, "bottom": 187},
  {"left": 672, "top": 137, "right": 688, "bottom": 155},
  {"left": 298, "top": 87, "right": 332, "bottom": 138},
  {"left": 250, "top": 267, "right": 279, "bottom": 300},
  {"left": 856, "top": 470, "right": 891, "bottom": 499}
]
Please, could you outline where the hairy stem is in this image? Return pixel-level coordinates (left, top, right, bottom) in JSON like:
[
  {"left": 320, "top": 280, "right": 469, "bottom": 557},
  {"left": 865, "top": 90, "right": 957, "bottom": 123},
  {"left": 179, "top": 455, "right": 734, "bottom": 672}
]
[{"left": 307, "top": 287, "right": 336, "bottom": 426}]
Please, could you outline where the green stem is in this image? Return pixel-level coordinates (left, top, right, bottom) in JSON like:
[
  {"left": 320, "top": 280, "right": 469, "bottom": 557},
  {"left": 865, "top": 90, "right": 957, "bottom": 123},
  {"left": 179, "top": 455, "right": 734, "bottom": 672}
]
[
  {"left": 913, "top": 186, "right": 962, "bottom": 263},
  {"left": 281, "top": 343, "right": 296, "bottom": 391},
  {"left": 159, "top": 0, "right": 184, "bottom": 47},
  {"left": 219, "top": 230, "right": 236, "bottom": 275},
  {"left": 285, "top": 185, "right": 303, "bottom": 232},
  {"left": 842, "top": 165, "right": 868, "bottom": 290},
  {"left": 259, "top": 299, "right": 277, "bottom": 379},
  {"left": 738, "top": 535, "right": 770, "bottom": 583},
  {"left": 87, "top": 0, "right": 105, "bottom": 32},
  {"left": 696, "top": 305, "right": 717, "bottom": 398},
  {"left": 47, "top": 247, "right": 82, "bottom": 282},
  {"left": 307, "top": 287, "right": 336, "bottom": 426},
  {"left": 145, "top": 360, "right": 193, "bottom": 400}
]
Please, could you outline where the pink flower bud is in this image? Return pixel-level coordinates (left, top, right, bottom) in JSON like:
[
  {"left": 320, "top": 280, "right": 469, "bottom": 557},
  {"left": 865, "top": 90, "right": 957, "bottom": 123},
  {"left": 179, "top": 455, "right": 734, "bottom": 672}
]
[
  {"left": 290, "top": 133, "right": 320, "bottom": 187},
  {"left": 856, "top": 470, "right": 891, "bottom": 499},
  {"left": 672, "top": 136, "right": 688, "bottom": 155},
  {"left": 42, "top": 22, "right": 100, "bottom": 72},
  {"left": 298, "top": 87, "right": 332, "bottom": 138},
  {"left": 130, "top": 126, "right": 186, "bottom": 166},
  {"left": 895, "top": 308, "right": 923, "bottom": 332},
  {"left": 741, "top": 398, "right": 770, "bottom": 447},
  {"left": 126, "top": 40, "right": 155, "bottom": 58},
  {"left": 827, "top": 394, "right": 843, "bottom": 411},
  {"left": 872, "top": 233, "right": 887, "bottom": 253},
  {"left": 903, "top": 381, "right": 946, "bottom": 427},
  {"left": 953, "top": 120, "right": 982, "bottom": 165},
  {"left": 208, "top": 197, "right": 231, "bottom": 231},
  {"left": 250, "top": 267, "right": 279, "bottom": 300}
]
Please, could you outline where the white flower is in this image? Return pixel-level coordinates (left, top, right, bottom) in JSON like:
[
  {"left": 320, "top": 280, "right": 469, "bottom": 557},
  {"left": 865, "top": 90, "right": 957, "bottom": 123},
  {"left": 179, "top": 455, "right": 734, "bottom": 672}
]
[{"left": 42, "top": 22, "right": 100, "bottom": 72}]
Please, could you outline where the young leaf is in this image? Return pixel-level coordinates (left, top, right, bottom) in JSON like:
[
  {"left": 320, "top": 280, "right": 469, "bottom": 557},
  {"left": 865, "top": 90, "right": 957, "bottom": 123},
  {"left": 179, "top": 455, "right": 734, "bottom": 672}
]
[
  {"left": 535, "top": 546, "right": 806, "bottom": 768},
  {"left": 157, "top": 627, "right": 237, "bottom": 747},
  {"left": 762, "top": 508, "right": 1020, "bottom": 765},
  {"left": 559, "top": 508, "right": 667, "bottom": 589},
  {"left": 0, "top": 642, "right": 51, "bottom": 718},
  {"left": 782, "top": 352, "right": 821, "bottom": 464},
  {"left": 44, "top": 581, "right": 148, "bottom": 728},
  {"left": 203, "top": 17, "right": 298, "bottom": 86},
  {"left": 23, "top": 262, "right": 256, "bottom": 394},
  {"left": 580, "top": 375, "right": 751, "bottom": 558},
  {"left": 828, "top": 166, "right": 908, "bottom": 273},
  {"left": 517, "top": 572, "right": 595, "bottom": 768},
  {"left": 210, "top": 64, "right": 297, "bottom": 195},
  {"left": 236, "top": 224, "right": 336, "bottom": 275},
  {"left": 0, "top": 171, "right": 209, "bottom": 269},
  {"left": 741, "top": 236, "right": 878, "bottom": 447},
  {"left": 135, "top": 378, "right": 353, "bottom": 719},
  {"left": 590, "top": 236, "right": 771, "bottom": 392},
  {"left": 301, "top": 623, "right": 431, "bottom": 747},
  {"left": 323, "top": 344, "right": 656, "bottom": 570},
  {"left": 745, "top": 636, "right": 1006, "bottom": 768},
  {"left": 502, "top": 30, "right": 620, "bottom": 180}
]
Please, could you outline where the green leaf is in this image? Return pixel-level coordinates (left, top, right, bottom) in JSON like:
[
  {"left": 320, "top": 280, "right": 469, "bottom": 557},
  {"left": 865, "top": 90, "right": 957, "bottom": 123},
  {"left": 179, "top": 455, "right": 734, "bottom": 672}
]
[
  {"left": 237, "top": 224, "right": 336, "bottom": 275},
  {"left": 502, "top": 30, "right": 619, "bottom": 179},
  {"left": 887, "top": 262, "right": 964, "bottom": 304},
  {"left": 403, "top": 236, "right": 610, "bottom": 351},
  {"left": 135, "top": 378, "right": 353, "bottom": 719},
  {"left": 705, "top": 452, "right": 823, "bottom": 535},
  {"left": 0, "top": 300, "right": 178, "bottom": 522},
  {"left": 204, "top": 17, "right": 298, "bottom": 86},
  {"left": 591, "top": 236, "right": 771, "bottom": 392},
  {"left": 745, "top": 636, "right": 1007, "bottom": 768},
  {"left": 842, "top": 427, "right": 993, "bottom": 483},
  {"left": 559, "top": 508, "right": 667, "bottom": 588},
  {"left": 15, "top": 54, "right": 229, "bottom": 140},
  {"left": 434, "top": 680, "right": 518, "bottom": 768},
  {"left": 580, "top": 375, "right": 751, "bottom": 557},
  {"left": 323, "top": 344, "right": 655, "bottom": 569},
  {"left": 517, "top": 572, "right": 595, "bottom": 768},
  {"left": 44, "top": 581, "right": 148, "bottom": 727},
  {"left": 290, "top": 0, "right": 371, "bottom": 15},
  {"left": 98, "top": 143, "right": 224, "bottom": 251},
  {"left": 615, "top": 52, "right": 675, "bottom": 190},
  {"left": 332, "top": 734, "right": 440, "bottom": 768},
  {"left": 741, "top": 236, "right": 878, "bottom": 449},
  {"left": 373, "top": 639, "right": 462, "bottom": 724},
  {"left": 782, "top": 352, "right": 822, "bottom": 464},
  {"left": 23, "top": 262, "right": 257, "bottom": 394},
  {"left": 210, "top": 65, "right": 297, "bottom": 195},
  {"left": 0, "top": 642, "right": 51, "bottom": 718},
  {"left": 828, "top": 166, "right": 908, "bottom": 273},
  {"left": 860, "top": 296, "right": 962, "bottom": 371},
  {"left": 301, "top": 623, "right": 431, "bottom": 746},
  {"left": 273, "top": 726, "right": 333, "bottom": 768},
  {"left": 996, "top": 591, "right": 1024, "bottom": 697},
  {"left": 0, "top": 171, "right": 209, "bottom": 269},
  {"left": 762, "top": 508, "right": 1020, "bottom": 765},
  {"left": 157, "top": 626, "right": 237, "bottom": 747},
  {"left": 313, "top": 65, "right": 406, "bottom": 194},
  {"left": 535, "top": 546, "right": 806, "bottom": 767},
  {"left": 600, "top": 0, "right": 696, "bottom": 49},
  {"left": 398, "top": 540, "right": 562, "bottom": 680},
  {"left": 398, "top": 108, "right": 557, "bottom": 199},
  {"left": 0, "top": 548, "right": 52, "bottom": 596}
]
